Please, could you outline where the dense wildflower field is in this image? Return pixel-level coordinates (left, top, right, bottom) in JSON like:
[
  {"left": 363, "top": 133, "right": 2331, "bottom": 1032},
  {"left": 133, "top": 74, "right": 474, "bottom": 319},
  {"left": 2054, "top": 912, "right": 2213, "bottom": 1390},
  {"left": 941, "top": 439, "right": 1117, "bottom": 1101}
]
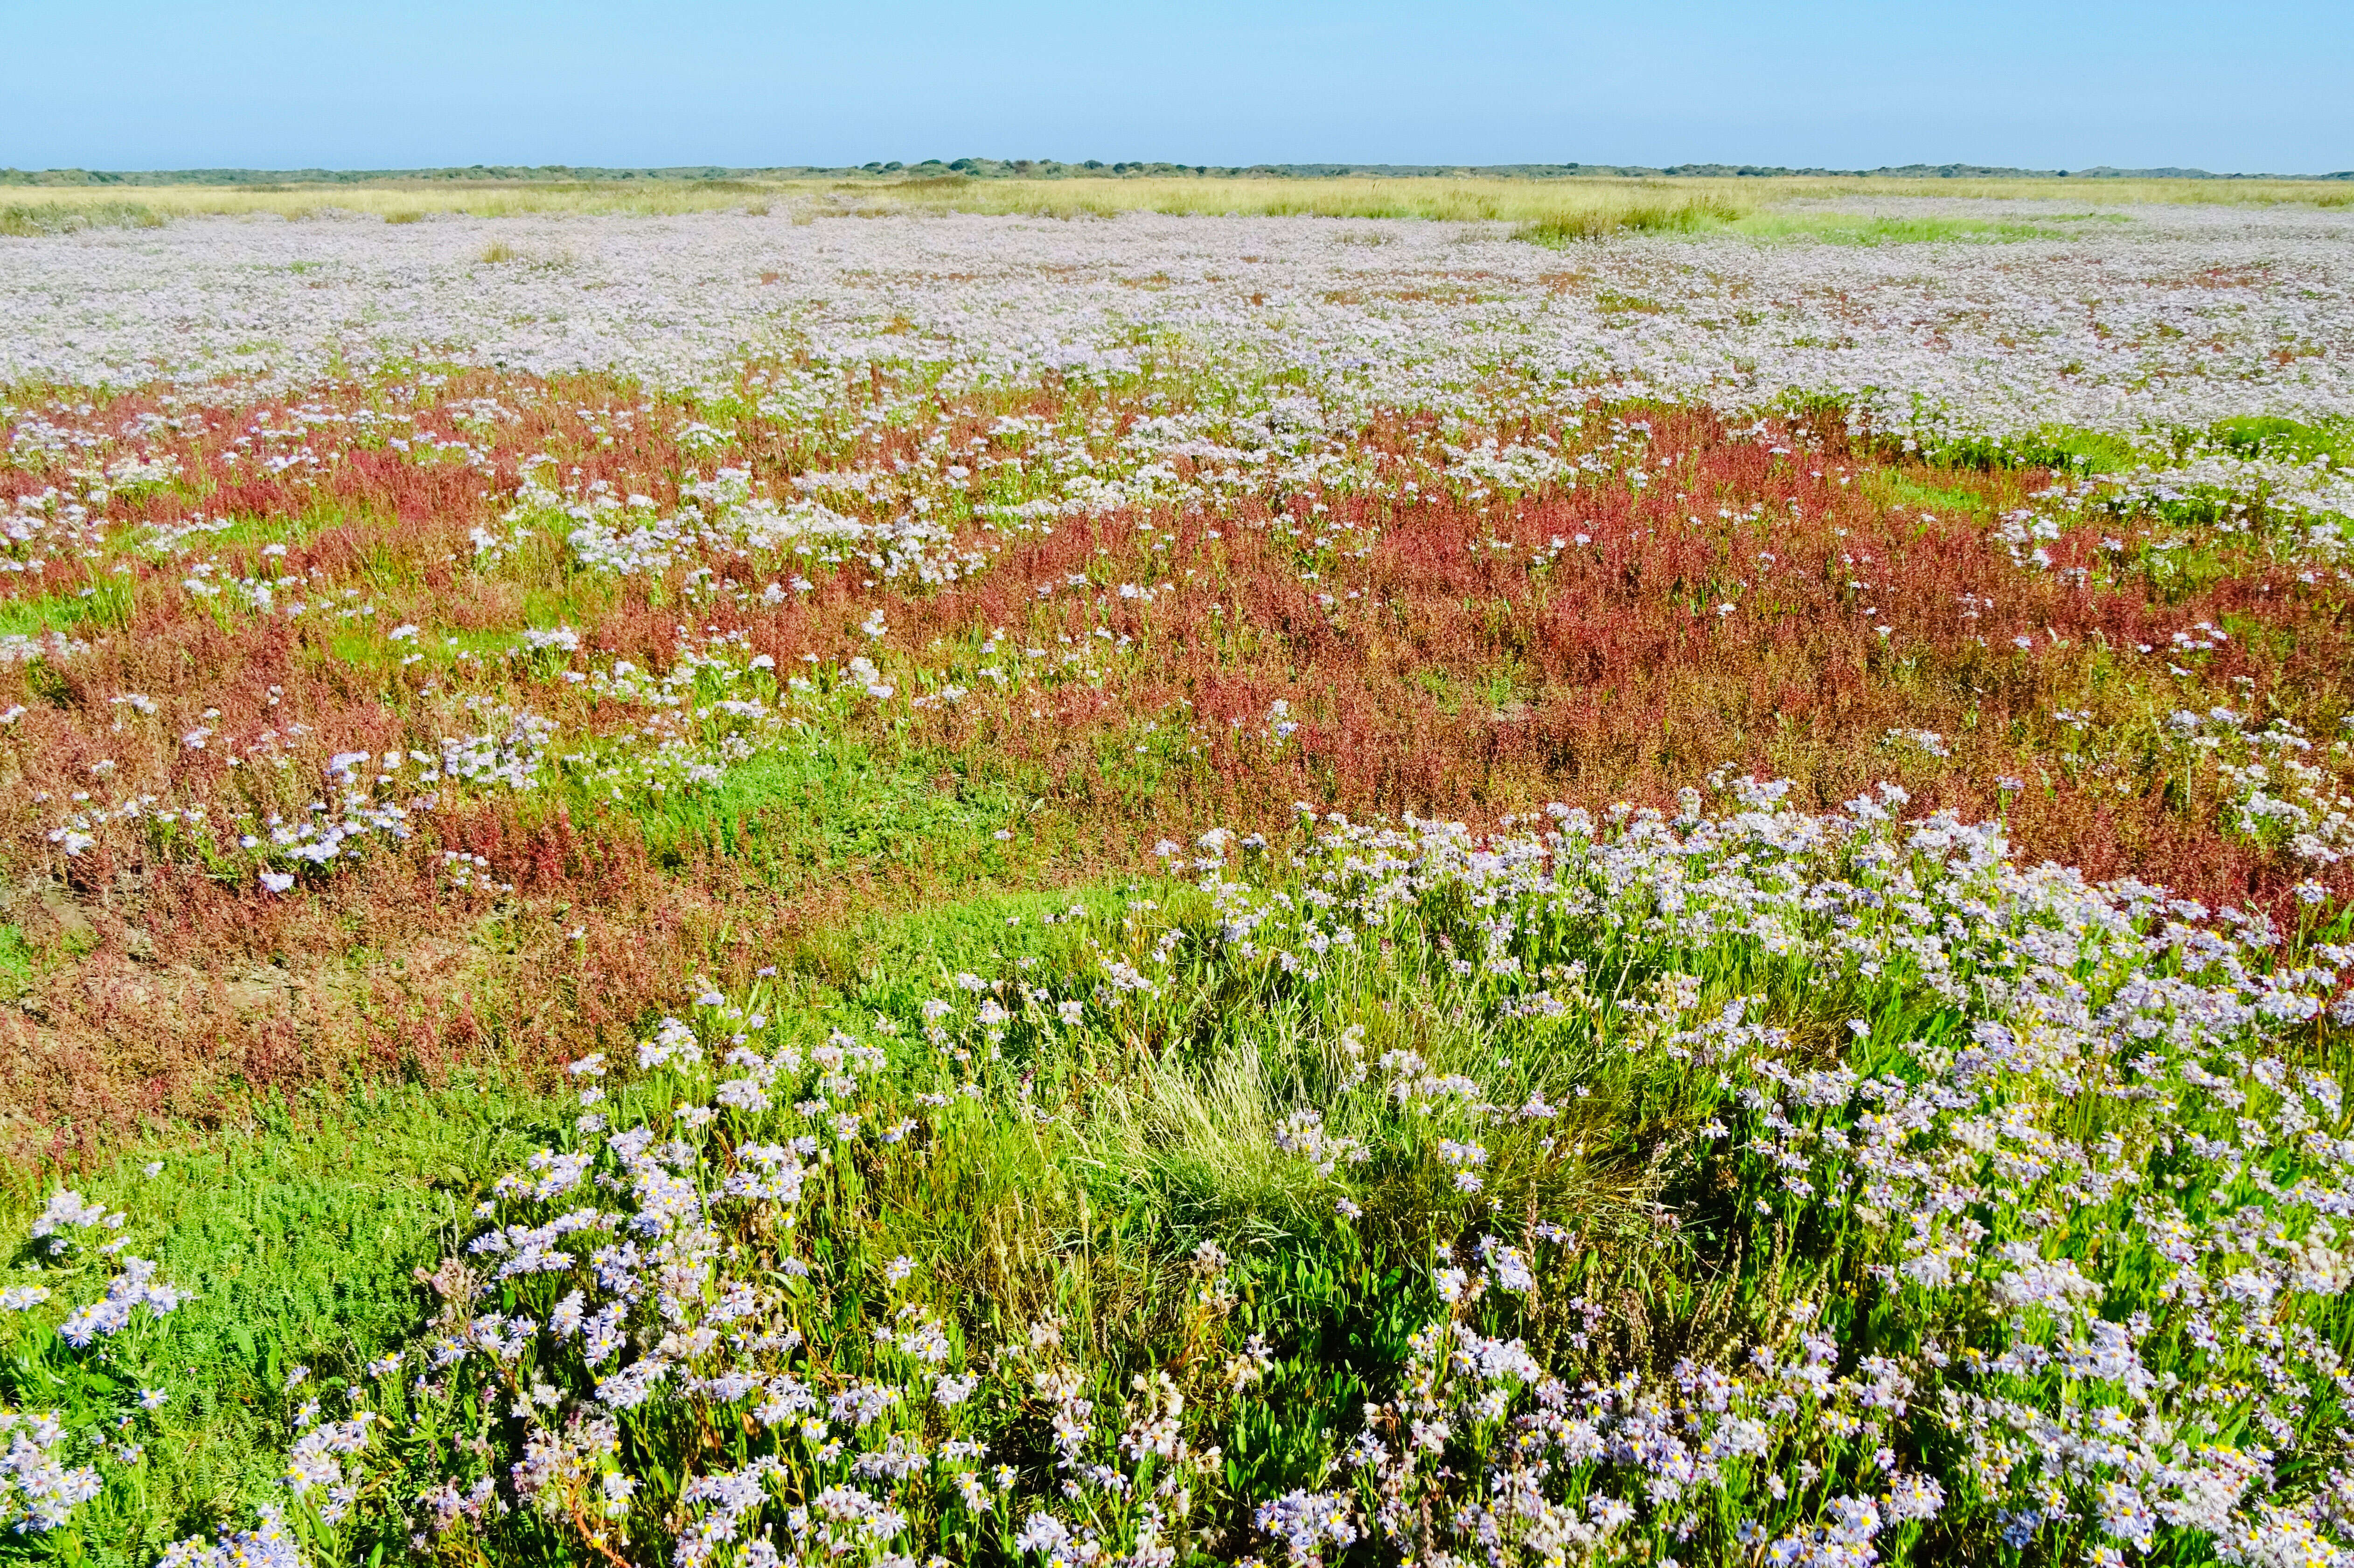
[{"left": 6, "top": 194, "right": 2354, "bottom": 1568}]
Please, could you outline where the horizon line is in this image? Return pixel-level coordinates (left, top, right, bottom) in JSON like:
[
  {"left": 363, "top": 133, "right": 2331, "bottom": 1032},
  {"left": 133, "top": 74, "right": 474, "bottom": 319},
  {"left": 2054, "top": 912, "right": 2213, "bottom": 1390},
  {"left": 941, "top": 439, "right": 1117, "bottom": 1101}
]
[{"left": 8, "top": 159, "right": 2353, "bottom": 185}]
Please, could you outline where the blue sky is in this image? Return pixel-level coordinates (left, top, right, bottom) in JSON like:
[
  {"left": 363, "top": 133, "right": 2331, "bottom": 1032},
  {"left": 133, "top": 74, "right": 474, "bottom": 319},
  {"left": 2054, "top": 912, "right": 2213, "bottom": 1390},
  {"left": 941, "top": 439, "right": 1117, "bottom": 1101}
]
[{"left": 4, "top": 0, "right": 2347, "bottom": 174}]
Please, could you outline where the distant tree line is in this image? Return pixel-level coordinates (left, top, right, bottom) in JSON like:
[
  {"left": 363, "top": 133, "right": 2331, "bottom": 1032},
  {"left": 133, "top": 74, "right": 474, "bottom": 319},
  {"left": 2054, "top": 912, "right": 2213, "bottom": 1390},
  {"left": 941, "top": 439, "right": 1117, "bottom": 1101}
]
[{"left": 5, "top": 160, "right": 2349, "bottom": 186}]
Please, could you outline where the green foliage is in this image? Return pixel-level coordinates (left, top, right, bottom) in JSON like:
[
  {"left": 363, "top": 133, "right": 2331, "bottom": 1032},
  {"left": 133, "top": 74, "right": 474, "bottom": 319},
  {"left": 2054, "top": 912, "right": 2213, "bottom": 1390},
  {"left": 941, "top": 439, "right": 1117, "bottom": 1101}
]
[
  {"left": 0, "top": 1080, "right": 568, "bottom": 1565},
  {"left": 620, "top": 739, "right": 1026, "bottom": 888},
  {"left": 0, "top": 927, "right": 34, "bottom": 998},
  {"left": 2210, "top": 415, "right": 2354, "bottom": 465},
  {"left": 1930, "top": 422, "right": 2146, "bottom": 472},
  {"left": 1876, "top": 475, "right": 1986, "bottom": 515},
  {"left": 828, "top": 884, "right": 1133, "bottom": 1020},
  {"left": 0, "top": 584, "right": 136, "bottom": 639}
]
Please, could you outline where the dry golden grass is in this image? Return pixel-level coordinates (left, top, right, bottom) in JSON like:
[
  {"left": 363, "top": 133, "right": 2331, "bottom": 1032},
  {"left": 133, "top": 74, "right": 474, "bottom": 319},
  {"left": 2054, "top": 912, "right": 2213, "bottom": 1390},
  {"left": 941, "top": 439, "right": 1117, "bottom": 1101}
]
[
  {"left": 0, "top": 172, "right": 2344, "bottom": 236},
  {"left": 850, "top": 173, "right": 2354, "bottom": 222},
  {"left": 0, "top": 180, "right": 774, "bottom": 225}
]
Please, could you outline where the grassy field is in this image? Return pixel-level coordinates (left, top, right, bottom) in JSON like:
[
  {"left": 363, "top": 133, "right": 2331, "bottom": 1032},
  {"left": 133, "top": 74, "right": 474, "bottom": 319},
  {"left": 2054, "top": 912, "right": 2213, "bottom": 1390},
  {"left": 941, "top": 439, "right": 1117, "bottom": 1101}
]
[
  {"left": 3, "top": 169, "right": 2351, "bottom": 237},
  {"left": 3, "top": 196, "right": 2354, "bottom": 1566}
]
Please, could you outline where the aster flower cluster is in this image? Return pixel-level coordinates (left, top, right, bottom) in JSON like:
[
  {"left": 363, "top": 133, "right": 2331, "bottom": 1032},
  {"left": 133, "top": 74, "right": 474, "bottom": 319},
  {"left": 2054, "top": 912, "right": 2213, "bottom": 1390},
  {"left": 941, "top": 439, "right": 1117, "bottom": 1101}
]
[
  {"left": 99, "top": 771, "right": 2349, "bottom": 1566},
  {"left": 222, "top": 985, "right": 1235, "bottom": 1568},
  {"left": 0, "top": 1409, "right": 101, "bottom": 1534},
  {"left": 1146, "top": 777, "right": 2354, "bottom": 1564},
  {"left": 0, "top": 1193, "right": 188, "bottom": 1541},
  {"left": 155, "top": 1508, "right": 306, "bottom": 1568}
]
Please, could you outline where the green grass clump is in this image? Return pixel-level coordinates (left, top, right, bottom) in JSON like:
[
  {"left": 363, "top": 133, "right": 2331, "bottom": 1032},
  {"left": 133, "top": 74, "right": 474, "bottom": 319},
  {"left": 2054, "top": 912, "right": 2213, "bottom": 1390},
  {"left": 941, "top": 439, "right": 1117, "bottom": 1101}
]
[
  {"left": 621, "top": 740, "right": 1028, "bottom": 888},
  {"left": 1874, "top": 475, "right": 1989, "bottom": 514},
  {"left": 1918, "top": 422, "right": 2148, "bottom": 472},
  {"left": 2210, "top": 414, "right": 2354, "bottom": 465},
  {"left": 0, "top": 201, "right": 167, "bottom": 237},
  {"left": 0, "top": 925, "right": 34, "bottom": 997},
  {"left": 1514, "top": 194, "right": 1741, "bottom": 245},
  {"left": 0, "top": 584, "right": 136, "bottom": 639},
  {"left": 812, "top": 883, "right": 1133, "bottom": 1018},
  {"left": 0, "top": 1080, "right": 568, "bottom": 1564}
]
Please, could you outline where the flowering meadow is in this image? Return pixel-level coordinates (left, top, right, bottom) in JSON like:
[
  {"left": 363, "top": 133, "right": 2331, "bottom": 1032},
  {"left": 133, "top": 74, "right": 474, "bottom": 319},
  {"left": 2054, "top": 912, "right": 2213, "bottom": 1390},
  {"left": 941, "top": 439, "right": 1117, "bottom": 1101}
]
[{"left": 4, "top": 192, "right": 2354, "bottom": 1567}]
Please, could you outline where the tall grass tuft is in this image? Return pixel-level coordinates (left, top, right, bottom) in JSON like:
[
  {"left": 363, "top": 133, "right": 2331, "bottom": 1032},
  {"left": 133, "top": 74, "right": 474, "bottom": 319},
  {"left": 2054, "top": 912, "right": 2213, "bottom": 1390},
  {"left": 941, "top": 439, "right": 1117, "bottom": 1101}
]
[
  {"left": 1514, "top": 194, "right": 1742, "bottom": 244},
  {"left": 0, "top": 200, "right": 167, "bottom": 236}
]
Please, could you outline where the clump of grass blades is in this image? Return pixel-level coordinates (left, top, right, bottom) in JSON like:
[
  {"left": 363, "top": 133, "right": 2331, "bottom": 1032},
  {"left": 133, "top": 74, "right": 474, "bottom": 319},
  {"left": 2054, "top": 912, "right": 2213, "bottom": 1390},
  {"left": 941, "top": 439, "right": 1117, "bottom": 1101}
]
[
  {"left": 1514, "top": 194, "right": 1741, "bottom": 244},
  {"left": 0, "top": 201, "right": 166, "bottom": 237}
]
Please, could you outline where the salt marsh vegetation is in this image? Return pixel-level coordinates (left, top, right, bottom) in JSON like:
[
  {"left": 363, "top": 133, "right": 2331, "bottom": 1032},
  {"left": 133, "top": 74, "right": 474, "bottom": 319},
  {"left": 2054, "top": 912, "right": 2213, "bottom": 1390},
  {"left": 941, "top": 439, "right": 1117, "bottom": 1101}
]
[{"left": 3, "top": 191, "right": 2354, "bottom": 1567}]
